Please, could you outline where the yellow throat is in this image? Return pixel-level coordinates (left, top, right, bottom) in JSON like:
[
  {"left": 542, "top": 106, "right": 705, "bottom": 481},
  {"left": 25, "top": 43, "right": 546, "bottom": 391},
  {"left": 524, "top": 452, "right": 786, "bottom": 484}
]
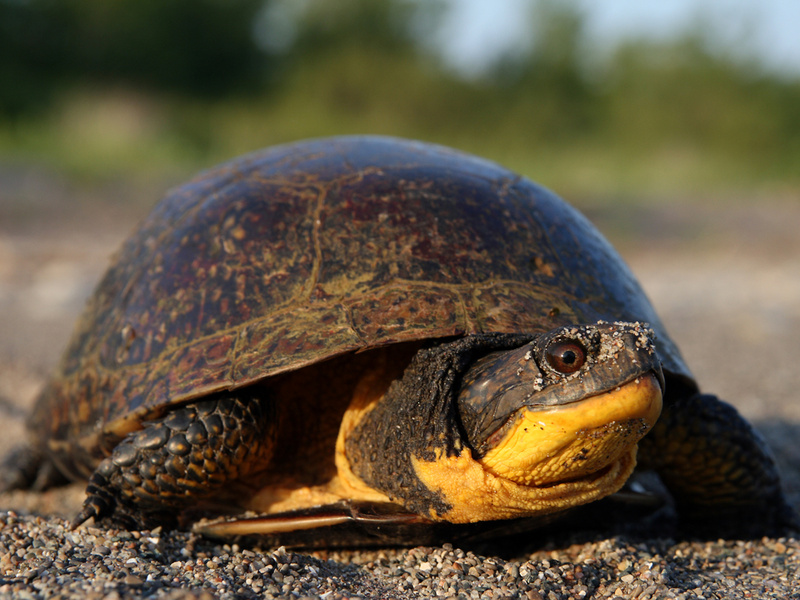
[{"left": 410, "top": 372, "right": 663, "bottom": 523}]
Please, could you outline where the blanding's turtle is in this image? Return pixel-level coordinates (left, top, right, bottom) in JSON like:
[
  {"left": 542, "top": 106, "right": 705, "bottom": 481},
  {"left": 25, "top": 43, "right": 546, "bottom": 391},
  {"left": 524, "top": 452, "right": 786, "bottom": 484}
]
[{"left": 3, "top": 137, "right": 793, "bottom": 546}]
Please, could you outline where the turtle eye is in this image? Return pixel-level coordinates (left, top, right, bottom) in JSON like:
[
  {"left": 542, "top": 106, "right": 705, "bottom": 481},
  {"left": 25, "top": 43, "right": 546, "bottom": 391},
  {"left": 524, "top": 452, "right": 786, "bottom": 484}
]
[{"left": 545, "top": 339, "right": 587, "bottom": 374}]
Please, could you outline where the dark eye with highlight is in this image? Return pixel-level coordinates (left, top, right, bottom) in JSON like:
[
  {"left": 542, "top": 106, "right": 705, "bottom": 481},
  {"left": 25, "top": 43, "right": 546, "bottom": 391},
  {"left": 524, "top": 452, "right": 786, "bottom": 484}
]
[{"left": 545, "top": 339, "right": 587, "bottom": 374}]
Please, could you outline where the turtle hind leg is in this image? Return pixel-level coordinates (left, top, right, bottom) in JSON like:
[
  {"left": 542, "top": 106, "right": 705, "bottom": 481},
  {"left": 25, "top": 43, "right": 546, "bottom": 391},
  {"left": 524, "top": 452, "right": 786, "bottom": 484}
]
[
  {"left": 73, "top": 390, "right": 277, "bottom": 530},
  {"left": 638, "top": 391, "right": 798, "bottom": 537},
  {"left": 0, "top": 443, "right": 69, "bottom": 493}
]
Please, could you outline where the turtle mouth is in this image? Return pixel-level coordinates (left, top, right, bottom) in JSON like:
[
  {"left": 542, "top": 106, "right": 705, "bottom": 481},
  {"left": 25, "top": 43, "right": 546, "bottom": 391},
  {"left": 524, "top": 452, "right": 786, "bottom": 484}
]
[
  {"left": 479, "top": 367, "right": 664, "bottom": 452},
  {"left": 476, "top": 371, "right": 664, "bottom": 488},
  {"left": 517, "top": 362, "right": 666, "bottom": 412},
  {"left": 541, "top": 367, "right": 665, "bottom": 410}
]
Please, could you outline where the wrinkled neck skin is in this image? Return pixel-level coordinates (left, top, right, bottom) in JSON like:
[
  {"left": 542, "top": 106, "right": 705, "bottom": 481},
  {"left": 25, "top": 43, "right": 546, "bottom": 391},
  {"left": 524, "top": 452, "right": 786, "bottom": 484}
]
[{"left": 339, "top": 323, "right": 663, "bottom": 524}]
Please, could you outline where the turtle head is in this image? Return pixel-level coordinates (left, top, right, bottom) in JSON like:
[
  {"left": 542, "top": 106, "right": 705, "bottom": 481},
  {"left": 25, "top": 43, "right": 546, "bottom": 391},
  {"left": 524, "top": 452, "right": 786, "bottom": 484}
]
[
  {"left": 457, "top": 321, "right": 664, "bottom": 490},
  {"left": 400, "top": 321, "right": 664, "bottom": 523},
  {"left": 340, "top": 321, "right": 664, "bottom": 525}
]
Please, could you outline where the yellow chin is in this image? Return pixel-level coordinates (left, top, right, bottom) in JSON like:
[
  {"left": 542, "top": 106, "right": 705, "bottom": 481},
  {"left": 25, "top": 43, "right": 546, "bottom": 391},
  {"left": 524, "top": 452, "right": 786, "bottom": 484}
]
[
  {"left": 480, "top": 373, "right": 663, "bottom": 486},
  {"left": 410, "top": 373, "right": 662, "bottom": 523}
]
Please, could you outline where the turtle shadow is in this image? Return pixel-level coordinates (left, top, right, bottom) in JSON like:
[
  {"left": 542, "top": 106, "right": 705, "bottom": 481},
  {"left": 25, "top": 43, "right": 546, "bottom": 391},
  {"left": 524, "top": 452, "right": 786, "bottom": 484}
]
[
  {"left": 461, "top": 500, "right": 679, "bottom": 560},
  {"left": 756, "top": 419, "right": 800, "bottom": 511}
]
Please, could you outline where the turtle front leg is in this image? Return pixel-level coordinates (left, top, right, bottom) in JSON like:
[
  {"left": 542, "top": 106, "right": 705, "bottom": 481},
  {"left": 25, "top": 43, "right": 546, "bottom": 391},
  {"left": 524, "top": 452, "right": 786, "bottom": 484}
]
[
  {"left": 638, "top": 391, "right": 797, "bottom": 536},
  {"left": 73, "top": 391, "right": 276, "bottom": 530}
]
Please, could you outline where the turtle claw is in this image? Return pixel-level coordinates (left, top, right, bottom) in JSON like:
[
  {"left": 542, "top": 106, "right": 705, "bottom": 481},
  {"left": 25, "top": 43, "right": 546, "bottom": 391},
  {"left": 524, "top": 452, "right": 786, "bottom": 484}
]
[
  {"left": 71, "top": 473, "right": 117, "bottom": 529},
  {"left": 71, "top": 504, "right": 97, "bottom": 530}
]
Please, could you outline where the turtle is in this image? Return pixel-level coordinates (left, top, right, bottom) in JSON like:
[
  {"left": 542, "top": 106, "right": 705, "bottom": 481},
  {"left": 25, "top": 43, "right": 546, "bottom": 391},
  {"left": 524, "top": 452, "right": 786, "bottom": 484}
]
[{"left": 3, "top": 136, "right": 794, "bottom": 547}]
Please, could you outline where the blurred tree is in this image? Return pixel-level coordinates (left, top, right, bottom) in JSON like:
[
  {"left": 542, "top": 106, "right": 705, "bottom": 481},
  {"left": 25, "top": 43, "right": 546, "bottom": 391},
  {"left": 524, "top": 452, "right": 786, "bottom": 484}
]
[
  {"left": 287, "top": 0, "right": 417, "bottom": 56},
  {"left": 492, "top": 0, "right": 598, "bottom": 141},
  {"left": 1, "top": 0, "right": 798, "bottom": 191},
  {"left": 0, "top": 0, "right": 272, "bottom": 115},
  {"left": 602, "top": 30, "right": 800, "bottom": 167},
  {"left": 71, "top": 0, "right": 269, "bottom": 95},
  {"left": 254, "top": 0, "right": 437, "bottom": 122},
  {"left": 0, "top": 0, "right": 74, "bottom": 115}
]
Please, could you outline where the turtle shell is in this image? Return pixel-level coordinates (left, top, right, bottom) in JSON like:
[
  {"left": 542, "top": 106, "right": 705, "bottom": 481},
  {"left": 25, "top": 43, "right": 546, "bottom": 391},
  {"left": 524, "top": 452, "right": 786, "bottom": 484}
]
[{"left": 31, "top": 136, "right": 692, "bottom": 471}]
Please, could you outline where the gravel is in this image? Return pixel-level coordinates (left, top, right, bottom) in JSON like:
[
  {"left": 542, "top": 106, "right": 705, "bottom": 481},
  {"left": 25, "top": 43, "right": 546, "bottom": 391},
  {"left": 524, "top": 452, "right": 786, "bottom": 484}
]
[
  {"left": 1, "top": 177, "right": 799, "bottom": 599},
  {"left": 0, "top": 511, "right": 798, "bottom": 599}
]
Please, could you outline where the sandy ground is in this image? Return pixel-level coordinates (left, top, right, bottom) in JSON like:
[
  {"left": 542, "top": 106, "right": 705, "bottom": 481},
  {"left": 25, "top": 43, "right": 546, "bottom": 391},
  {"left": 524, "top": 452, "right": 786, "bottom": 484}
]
[{"left": 0, "top": 167, "right": 798, "bottom": 598}]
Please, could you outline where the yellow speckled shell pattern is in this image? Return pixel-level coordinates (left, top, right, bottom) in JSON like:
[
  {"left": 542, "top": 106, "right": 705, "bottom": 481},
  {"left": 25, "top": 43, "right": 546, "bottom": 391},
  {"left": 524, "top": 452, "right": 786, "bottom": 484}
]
[{"left": 30, "top": 136, "right": 691, "bottom": 461}]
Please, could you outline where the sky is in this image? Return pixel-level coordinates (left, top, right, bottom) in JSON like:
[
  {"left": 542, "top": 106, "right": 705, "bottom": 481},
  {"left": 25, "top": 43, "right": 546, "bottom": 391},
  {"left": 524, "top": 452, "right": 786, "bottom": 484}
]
[{"left": 433, "top": 0, "right": 800, "bottom": 77}]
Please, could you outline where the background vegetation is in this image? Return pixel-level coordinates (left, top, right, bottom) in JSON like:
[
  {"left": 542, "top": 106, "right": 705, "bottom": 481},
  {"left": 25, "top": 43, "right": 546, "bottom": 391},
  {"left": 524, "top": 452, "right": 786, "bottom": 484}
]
[{"left": 1, "top": 0, "right": 798, "bottom": 204}]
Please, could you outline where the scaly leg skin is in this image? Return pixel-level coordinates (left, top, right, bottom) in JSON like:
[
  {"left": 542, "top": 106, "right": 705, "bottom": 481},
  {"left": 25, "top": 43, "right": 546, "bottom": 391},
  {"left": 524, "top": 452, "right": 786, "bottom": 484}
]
[
  {"left": 72, "top": 392, "right": 276, "bottom": 530},
  {"left": 638, "top": 392, "right": 798, "bottom": 537}
]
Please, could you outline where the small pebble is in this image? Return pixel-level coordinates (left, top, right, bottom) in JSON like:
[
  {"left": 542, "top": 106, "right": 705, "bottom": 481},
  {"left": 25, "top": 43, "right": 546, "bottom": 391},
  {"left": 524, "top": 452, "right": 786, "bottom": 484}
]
[{"left": 0, "top": 511, "right": 797, "bottom": 599}]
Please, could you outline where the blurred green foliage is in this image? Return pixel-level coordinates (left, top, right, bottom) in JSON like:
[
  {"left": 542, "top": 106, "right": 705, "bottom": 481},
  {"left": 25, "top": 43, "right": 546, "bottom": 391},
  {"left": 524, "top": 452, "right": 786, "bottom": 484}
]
[
  {"left": 1, "top": 0, "right": 798, "bottom": 200},
  {"left": 0, "top": 0, "right": 267, "bottom": 112}
]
